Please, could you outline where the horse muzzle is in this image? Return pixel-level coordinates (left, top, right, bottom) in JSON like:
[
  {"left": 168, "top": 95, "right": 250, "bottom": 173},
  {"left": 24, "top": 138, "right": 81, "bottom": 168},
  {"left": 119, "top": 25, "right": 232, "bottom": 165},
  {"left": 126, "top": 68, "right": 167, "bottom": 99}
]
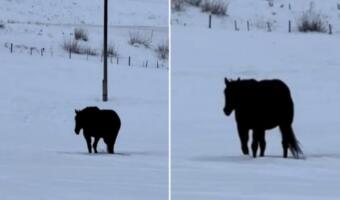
[
  {"left": 223, "top": 108, "right": 232, "bottom": 116},
  {"left": 74, "top": 128, "right": 80, "bottom": 135}
]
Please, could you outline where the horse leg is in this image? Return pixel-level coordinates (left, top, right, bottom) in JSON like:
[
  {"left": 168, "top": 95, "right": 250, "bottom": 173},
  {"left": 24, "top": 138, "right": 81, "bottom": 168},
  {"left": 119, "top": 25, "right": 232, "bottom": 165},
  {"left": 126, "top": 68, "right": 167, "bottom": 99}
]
[
  {"left": 279, "top": 125, "right": 289, "bottom": 158},
  {"left": 258, "top": 130, "right": 266, "bottom": 157},
  {"left": 108, "top": 142, "right": 114, "bottom": 154},
  {"left": 84, "top": 135, "right": 92, "bottom": 153},
  {"left": 106, "top": 141, "right": 114, "bottom": 154},
  {"left": 104, "top": 137, "right": 114, "bottom": 154},
  {"left": 251, "top": 130, "right": 259, "bottom": 158},
  {"left": 237, "top": 125, "right": 249, "bottom": 155},
  {"left": 110, "top": 129, "right": 120, "bottom": 154},
  {"left": 92, "top": 137, "right": 100, "bottom": 154}
]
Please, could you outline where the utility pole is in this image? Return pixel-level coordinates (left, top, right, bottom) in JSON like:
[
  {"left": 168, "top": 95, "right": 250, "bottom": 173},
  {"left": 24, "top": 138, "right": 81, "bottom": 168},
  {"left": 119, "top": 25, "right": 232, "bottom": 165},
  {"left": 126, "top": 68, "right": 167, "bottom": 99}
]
[{"left": 102, "top": 0, "right": 108, "bottom": 101}]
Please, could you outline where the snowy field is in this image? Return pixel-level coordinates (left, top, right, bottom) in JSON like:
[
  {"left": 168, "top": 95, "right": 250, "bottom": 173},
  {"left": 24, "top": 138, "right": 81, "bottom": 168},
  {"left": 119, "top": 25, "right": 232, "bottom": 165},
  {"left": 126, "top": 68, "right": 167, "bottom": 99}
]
[
  {"left": 0, "top": 53, "right": 168, "bottom": 200},
  {"left": 0, "top": 0, "right": 169, "bottom": 68},
  {"left": 0, "top": 0, "right": 168, "bottom": 27},
  {"left": 172, "top": 1, "right": 340, "bottom": 199},
  {"left": 172, "top": 0, "right": 340, "bottom": 33},
  {"left": 0, "top": 0, "right": 168, "bottom": 199}
]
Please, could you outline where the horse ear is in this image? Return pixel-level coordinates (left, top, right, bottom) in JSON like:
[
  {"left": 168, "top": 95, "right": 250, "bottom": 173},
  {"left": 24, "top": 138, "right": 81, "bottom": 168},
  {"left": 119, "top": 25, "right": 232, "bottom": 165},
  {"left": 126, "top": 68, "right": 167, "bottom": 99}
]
[
  {"left": 75, "top": 109, "right": 79, "bottom": 114},
  {"left": 237, "top": 77, "right": 240, "bottom": 81},
  {"left": 224, "top": 78, "right": 229, "bottom": 85}
]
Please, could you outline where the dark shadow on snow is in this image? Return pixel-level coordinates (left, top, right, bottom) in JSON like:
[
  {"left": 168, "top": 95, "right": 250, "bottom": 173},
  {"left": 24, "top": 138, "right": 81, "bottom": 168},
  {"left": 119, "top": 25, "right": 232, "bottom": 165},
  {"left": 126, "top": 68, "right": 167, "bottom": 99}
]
[
  {"left": 192, "top": 153, "right": 340, "bottom": 162},
  {"left": 57, "top": 150, "right": 165, "bottom": 157},
  {"left": 191, "top": 155, "right": 254, "bottom": 163},
  {"left": 191, "top": 154, "right": 304, "bottom": 163}
]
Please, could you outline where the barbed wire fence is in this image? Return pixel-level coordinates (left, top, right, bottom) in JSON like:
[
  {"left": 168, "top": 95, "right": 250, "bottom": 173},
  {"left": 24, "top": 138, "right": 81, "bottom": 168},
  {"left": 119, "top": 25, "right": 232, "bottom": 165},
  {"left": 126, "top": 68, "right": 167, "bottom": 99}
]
[
  {"left": 172, "top": 15, "right": 335, "bottom": 35},
  {"left": 3, "top": 42, "right": 168, "bottom": 70},
  {"left": 205, "top": 15, "right": 334, "bottom": 35}
]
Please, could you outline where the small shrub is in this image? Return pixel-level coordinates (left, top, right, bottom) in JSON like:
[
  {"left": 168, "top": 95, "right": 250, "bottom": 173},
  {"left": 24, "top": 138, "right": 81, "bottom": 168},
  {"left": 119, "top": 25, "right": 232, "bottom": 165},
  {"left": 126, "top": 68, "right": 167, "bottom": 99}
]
[
  {"left": 297, "top": 6, "right": 327, "bottom": 33},
  {"left": 267, "top": 0, "right": 274, "bottom": 7},
  {"left": 185, "top": 0, "right": 202, "bottom": 6},
  {"left": 201, "top": 0, "right": 229, "bottom": 16},
  {"left": 103, "top": 44, "right": 119, "bottom": 58},
  {"left": 128, "top": 31, "right": 152, "bottom": 48},
  {"left": 155, "top": 42, "right": 169, "bottom": 60},
  {"left": 84, "top": 47, "right": 97, "bottom": 56},
  {"left": 74, "top": 28, "right": 88, "bottom": 41},
  {"left": 62, "top": 39, "right": 96, "bottom": 55},
  {"left": 63, "top": 39, "right": 81, "bottom": 54},
  {"left": 172, "top": 0, "right": 185, "bottom": 11},
  {"left": 0, "top": 23, "right": 5, "bottom": 29}
]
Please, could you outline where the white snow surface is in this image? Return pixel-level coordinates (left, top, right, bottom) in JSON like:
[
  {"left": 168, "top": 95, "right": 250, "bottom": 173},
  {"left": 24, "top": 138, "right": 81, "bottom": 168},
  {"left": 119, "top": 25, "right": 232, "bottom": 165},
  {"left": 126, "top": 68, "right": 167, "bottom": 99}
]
[
  {"left": 0, "top": 0, "right": 168, "bottom": 199},
  {"left": 172, "top": 1, "right": 340, "bottom": 199},
  {"left": 0, "top": 0, "right": 168, "bottom": 27},
  {"left": 0, "top": 53, "right": 168, "bottom": 200},
  {"left": 172, "top": 0, "right": 340, "bottom": 33},
  {"left": 0, "top": 0, "right": 169, "bottom": 68}
]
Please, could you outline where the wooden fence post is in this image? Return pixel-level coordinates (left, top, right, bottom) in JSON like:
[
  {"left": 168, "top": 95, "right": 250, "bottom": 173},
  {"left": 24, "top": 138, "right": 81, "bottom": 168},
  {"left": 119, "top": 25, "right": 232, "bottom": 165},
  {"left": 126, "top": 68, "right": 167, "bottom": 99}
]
[
  {"left": 69, "top": 48, "right": 71, "bottom": 59},
  {"left": 128, "top": 56, "right": 131, "bottom": 66},
  {"left": 234, "top": 20, "right": 239, "bottom": 31},
  {"left": 329, "top": 24, "right": 332, "bottom": 35},
  {"left": 247, "top": 21, "right": 250, "bottom": 31},
  {"left": 208, "top": 14, "right": 212, "bottom": 29},
  {"left": 267, "top": 22, "right": 272, "bottom": 32},
  {"left": 288, "top": 20, "right": 291, "bottom": 33},
  {"left": 10, "top": 43, "right": 13, "bottom": 53}
]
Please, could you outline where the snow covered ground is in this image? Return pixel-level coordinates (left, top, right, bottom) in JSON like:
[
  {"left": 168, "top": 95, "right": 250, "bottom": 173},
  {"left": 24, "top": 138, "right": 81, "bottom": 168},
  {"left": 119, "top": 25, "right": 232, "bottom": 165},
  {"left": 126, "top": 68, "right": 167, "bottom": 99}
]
[
  {"left": 0, "top": 53, "right": 168, "bottom": 200},
  {"left": 0, "top": 0, "right": 168, "bottom": 27},
  {"left": 172, "top": 0, "right": 340, "bottom": 33},
  {"left": 172, "top": 1, "right": 340, "bottom": 199},
  {"left": 0, "top": 0, "right": 169, "bottom": 68},
  {"left": 0, "top": 0, "right": 168, "bottom": 199}
]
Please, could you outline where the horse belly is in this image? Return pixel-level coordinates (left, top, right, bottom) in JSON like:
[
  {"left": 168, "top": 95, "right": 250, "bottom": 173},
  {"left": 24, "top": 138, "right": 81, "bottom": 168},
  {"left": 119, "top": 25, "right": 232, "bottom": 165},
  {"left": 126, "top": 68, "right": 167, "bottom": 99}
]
[{"left": 237, "top": 108, "right": 280, "bottom": 130}]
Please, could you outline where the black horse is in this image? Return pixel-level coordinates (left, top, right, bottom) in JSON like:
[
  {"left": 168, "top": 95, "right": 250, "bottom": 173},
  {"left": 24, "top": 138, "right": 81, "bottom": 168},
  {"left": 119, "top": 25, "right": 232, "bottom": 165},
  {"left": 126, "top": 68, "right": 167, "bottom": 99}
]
[
  {"left": 74, "top": 107, "right": 121, "bottom": 154},
  {"left": 223, "top": 78, "right": 303, "bottom": 159}
]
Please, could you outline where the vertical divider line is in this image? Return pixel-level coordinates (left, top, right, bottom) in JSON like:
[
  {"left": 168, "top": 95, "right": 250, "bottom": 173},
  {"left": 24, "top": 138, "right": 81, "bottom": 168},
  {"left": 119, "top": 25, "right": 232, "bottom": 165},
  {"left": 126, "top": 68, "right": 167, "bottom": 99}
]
[{"left": 168, "top": 0, "right": 172, "bottom": 199}]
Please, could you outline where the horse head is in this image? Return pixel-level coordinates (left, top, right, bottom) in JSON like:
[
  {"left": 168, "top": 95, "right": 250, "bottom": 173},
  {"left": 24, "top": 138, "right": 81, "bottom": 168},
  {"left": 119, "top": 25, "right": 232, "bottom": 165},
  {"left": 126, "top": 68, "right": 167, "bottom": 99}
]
[
  {"left": 223, "top": 78, "right": 237, "bottom": 116},
  {"left": 74, "top": 109, "right": 82, "bottom": 135}
]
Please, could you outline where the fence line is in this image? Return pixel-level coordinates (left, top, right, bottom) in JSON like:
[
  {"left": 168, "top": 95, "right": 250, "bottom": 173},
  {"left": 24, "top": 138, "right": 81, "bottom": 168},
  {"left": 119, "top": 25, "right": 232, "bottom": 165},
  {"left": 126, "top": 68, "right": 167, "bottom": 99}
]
[
  {"left": 3, "top": 42, "right": 168, "bottom": 70},
  {"left": 205, "top": 16, "right": 334, "bottom": 35}
]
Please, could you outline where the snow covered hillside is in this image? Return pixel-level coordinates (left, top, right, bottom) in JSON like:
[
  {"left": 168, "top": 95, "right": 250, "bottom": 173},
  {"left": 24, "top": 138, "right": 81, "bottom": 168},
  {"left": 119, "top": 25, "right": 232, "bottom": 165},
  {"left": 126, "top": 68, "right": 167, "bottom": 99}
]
[
  {"left": 0, "top": 0, "right": 168, "bottom": 27},
  {"left": 0, "top": 53, "right": 168, "bottom": 200},
  {"left": 173, "top": 0, "right": 340, "bottom": 33},
  {"left": 0, "top": 0, "right": 169, "bottom": 68},
  {"left": 0, "top": 0, "right": 168, "bottom": 199},
  {"left": 172, "top": 1, "right": 340, "bottom": 199}
]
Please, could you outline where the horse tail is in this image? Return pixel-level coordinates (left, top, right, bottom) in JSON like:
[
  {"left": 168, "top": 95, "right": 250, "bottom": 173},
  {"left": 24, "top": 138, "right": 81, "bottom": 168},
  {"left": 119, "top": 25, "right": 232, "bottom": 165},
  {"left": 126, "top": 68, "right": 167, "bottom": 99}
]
[{"left": 287, "top": 127, "right": 304, "bottom": 159}]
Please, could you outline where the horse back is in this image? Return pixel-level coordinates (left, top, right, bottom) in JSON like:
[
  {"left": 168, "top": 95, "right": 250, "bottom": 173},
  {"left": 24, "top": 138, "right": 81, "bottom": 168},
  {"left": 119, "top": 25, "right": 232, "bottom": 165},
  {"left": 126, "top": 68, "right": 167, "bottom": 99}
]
[
  {"left": 100, "top": 110, "right": 121, "bottom": 127},
  {"left": 258, "top": 79, "right": 293, "bottom": 106},
  {"left": 82, "top": 108, "right": 121, "bottom": 136},
  {"left": 236, "top": 79, "right": 294, "bottom": 128}
]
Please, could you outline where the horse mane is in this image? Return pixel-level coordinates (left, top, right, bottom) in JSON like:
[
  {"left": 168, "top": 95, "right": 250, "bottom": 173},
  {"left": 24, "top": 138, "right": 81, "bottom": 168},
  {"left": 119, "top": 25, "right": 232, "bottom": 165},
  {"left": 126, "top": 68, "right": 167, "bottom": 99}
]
[
  {"left": 233, "top": 79, "right": 257, "bottom": 85},
  {"left": 82, "top": 107, "right": 100, "bottom": 113},
  {"left": 231, "top": 79, "right": 258, "bottom": 91}
]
